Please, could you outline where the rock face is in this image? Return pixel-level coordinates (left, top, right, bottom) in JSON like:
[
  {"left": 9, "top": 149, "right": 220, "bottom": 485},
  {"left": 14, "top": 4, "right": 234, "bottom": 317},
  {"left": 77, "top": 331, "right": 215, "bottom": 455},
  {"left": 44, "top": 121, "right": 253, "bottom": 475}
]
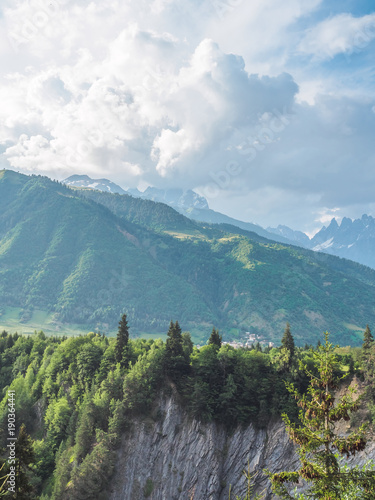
[
  {"left": 109, "top": 394, "right": 298, "bottom": 500},
  {"left": 63, "top": 174, "right": 128, "bottom": 194},
  {"left": 310, "top": 214, "right": 375, "bottom": 269}
]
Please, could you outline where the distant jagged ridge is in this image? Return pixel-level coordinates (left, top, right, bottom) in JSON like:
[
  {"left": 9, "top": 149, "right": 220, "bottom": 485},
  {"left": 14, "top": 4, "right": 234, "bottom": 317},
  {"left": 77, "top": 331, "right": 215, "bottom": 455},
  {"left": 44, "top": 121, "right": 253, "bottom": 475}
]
[{"left": 269, "top": 215, "right": 375, "bottom": 269}]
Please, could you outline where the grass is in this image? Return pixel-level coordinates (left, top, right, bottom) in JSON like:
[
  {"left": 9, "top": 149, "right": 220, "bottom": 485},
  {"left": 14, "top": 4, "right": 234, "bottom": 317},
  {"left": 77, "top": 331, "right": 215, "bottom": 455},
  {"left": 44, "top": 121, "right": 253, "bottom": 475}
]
[{"left": 0, "top": 307, "right": 93, "bottom": 337}]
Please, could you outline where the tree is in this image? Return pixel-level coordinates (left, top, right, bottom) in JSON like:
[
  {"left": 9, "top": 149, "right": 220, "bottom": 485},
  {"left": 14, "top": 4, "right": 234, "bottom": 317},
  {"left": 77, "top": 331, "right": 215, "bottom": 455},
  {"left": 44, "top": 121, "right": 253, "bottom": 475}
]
[
  {"left": 165, "top": 321, "right": 184, "bottom": 358},
  {"left": 114, "top": 314, "right": 129, "bottom": 366},
  {"left": 12, "top": 424, "right": 36, "bottom": 499},
  {"left": 362, "top": 325, "right": 374, "bottom": 351},
  {"left": 181, "top": 332, "right": 194, "bottom": 358},
  {"left": 281, "top": 323, "right": 295, "bottom": 358},
  {"left": 164, "top": 321, "right": 189, "bottom": 379},
  {"left": 268, "top": 332, "right": 375, "bottom": 499},
  {"left": 77, "top": 343, "right": 102, "bottom": 383},
  {"left": 278, "top": 323, "right": 295, "bottom": 372},
  {"left": 208, "top": 327, "right": 222, "bottom": 348}
]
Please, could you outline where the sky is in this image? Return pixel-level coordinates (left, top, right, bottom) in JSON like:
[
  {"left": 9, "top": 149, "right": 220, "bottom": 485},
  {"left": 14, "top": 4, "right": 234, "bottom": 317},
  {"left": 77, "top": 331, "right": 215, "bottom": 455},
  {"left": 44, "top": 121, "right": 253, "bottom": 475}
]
[{"left": 0, "top": 0, "right": 374, "bottom": 235}]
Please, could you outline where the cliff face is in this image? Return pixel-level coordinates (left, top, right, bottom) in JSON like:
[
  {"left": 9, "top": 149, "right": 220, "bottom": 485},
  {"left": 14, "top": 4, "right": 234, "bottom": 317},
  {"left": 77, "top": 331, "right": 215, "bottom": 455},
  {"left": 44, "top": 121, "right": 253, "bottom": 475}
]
[{"left": 108, "top": 394, "right": 298, "bottom": 500}]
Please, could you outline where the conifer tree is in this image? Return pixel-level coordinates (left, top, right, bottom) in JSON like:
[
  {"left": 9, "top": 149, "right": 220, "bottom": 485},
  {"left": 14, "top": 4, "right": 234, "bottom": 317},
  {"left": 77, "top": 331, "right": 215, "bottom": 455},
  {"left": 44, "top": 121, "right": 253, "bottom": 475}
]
[
  {"left": 114, "top": 313, "right": 129, "bottom": 366},
  {"left": 268, "top": 332, "right": 375, "bottom": 499},
  {"left": 281, "top": 323, "right": 295, "bottom": 358},
  {"left": 362, "top": 325, "right": 375, "bottom": 386},
  {"left": 164, "top": 321, "right": 188, "bottom": 379},
  {"left": 362, "top": 325, "right": 374, "bottom": 350},
  {"left": 208, "top": 327, "right": 222, "bottom": 348},
  {"left": 278, "top": 323, "right": 295, "bottom": 371},
  {"left": 12, "top": 424, "right": 35, "bottom": 500},
  {"left": 165, "top": 321, "right": 184, "bottom": 358}
]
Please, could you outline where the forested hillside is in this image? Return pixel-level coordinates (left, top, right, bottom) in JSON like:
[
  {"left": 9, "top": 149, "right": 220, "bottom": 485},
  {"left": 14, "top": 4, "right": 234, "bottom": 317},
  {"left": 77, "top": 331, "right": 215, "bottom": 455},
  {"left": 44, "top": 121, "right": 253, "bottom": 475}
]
[
  {"left": 1, "top": 319, "right": 373, "bottom": 499},
  {"left": 0, "top": 170, "right": 375, "bottom": 344}
]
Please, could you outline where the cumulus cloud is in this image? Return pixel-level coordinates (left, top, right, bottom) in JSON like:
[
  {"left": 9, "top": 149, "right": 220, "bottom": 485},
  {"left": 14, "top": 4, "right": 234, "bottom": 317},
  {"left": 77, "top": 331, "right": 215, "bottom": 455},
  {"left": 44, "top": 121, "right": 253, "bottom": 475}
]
[
  {"left": 0, "top": 0, "right": 374, "bottom": 232},
  {"left": 299, "top": 13, "right": 375, "bottom": 60}
]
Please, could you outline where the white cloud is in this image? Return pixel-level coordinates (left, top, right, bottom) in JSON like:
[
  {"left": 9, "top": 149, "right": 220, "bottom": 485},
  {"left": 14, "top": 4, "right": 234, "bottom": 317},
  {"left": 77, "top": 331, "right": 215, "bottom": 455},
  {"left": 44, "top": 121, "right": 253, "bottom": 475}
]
[
  {"left": 299, "top": 13, "right": 375, "bottom": 60},
  {"left": 0, "top": 0, "right": 374, "bottom": 232}
]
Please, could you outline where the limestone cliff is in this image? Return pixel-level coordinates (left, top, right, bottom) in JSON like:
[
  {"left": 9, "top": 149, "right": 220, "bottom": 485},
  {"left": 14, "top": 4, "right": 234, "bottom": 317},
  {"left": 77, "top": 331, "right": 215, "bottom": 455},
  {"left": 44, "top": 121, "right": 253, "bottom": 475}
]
[{"left": 108, "top": 394, "right": 298, "bottom": 500}]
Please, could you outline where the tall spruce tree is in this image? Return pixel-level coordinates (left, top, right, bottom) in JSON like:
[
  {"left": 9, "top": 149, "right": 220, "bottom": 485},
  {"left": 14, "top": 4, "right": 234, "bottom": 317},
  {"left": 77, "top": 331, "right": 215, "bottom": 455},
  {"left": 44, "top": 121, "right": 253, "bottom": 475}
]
[
  {"left": 279, "top": 323, "right": 295, "bottom": 371},
  {"left": 268, "top": 332, "right": 375, "bottom": 499},
  {"left": 362, "top": 325, "right": 374, "bottom": 350},
  {"left": 362, "top": 325, "right": 375, "bottom": 386},
  {"left": 281, "top": 323, "right": 295, "bottom": 358},
  {"left": 12, "top": 424, "right": 35, "bottom": 500},
  {"left": 165, "top": 321, "right": 188, "bottom": 379},
  {"left": 115, "top": 313, "right": 129, "bottom": 366},
  {"left": 208, "top": 327, "right": 222, "bottom": 348}
]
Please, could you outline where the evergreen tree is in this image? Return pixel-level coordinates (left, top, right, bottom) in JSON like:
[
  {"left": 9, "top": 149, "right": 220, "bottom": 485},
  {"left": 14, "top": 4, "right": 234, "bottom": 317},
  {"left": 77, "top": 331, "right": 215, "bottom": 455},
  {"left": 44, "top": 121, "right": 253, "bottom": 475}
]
[
  {"left": 362, "top": 325, "right": 374, "bottom": 350},
  {"left": 362, "top": 325, "right": 375, "bottom": 386},
  {"left": 181, "top": 332, "right": 194, "bottom": 358},
  {"left": 268, "top": 332, "right": 375, "bottom": 499},
  {"left": 164, "top": 321, "right": 188, "bottom": 379},
  {"left": 114, "top": 313, "right": 129, "bottom": 366},
  {"left": 165, "top": 321, "right": 184, "bottom": 358},
  {"left": 208, "top": 327, "right": 222, "bottom": 348},
  {"left": 281, "top": 323, "right": 295, "bottom": 358},
  {"left": 279, "top": 323, "right": 295, "bottom": 371},
  {"left": 12, "top": 424, "right": 36, "bottom": 500}
]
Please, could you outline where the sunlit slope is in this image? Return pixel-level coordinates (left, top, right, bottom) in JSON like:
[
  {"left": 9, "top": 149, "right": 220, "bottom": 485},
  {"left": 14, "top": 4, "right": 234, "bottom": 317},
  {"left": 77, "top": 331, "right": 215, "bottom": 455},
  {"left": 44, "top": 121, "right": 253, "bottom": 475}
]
[{"left": 0, "top": 171, "right": 374, "bottom": 344}]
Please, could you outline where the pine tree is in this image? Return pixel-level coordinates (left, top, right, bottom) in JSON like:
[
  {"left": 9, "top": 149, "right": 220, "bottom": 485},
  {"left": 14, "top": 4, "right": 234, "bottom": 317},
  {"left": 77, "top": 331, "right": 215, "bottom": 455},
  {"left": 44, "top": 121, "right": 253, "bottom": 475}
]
[
  {"left": 362, "top": 325, "right": 374, "bottom": 350},
  {"left": 164, "top": 321, "right": 188, "bottom": 379},
  {"left": 281, "top": 323, "right": 295, "bottom": 358},
  {"left": 208, "top": 327, "right": 222, "bottom": 348},
  {"left": 114, "top": 313, "right": 129, "bottom": 366},
  {"left": 362, "top": 325, "right": 375, "bottom": 385},
  {"left": 12, "top": 424, "right": 36, "bottom": 500},
  {"left": 165, "top": 321, "right": 184, "bottom": 358},
  {"left": 268, "top": 332, "right": 375, "bottom": 499},
  {"left": 279, "top": 323, "right": 295, "bottom": 371}
]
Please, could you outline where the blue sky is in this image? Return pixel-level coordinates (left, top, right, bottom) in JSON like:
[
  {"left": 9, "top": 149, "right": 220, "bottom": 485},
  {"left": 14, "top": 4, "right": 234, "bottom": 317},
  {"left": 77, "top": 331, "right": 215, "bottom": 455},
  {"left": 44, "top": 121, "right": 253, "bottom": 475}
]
[{"left": 0, "top": 0, "right": 374, "bottom": 234}]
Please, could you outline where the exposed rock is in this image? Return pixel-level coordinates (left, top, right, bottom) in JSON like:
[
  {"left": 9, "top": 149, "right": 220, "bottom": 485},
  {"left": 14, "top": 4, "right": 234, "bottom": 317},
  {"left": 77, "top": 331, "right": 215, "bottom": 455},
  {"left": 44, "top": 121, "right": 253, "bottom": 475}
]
[{"left": 108, "top": 395, "right": 299, "bottom": 500}]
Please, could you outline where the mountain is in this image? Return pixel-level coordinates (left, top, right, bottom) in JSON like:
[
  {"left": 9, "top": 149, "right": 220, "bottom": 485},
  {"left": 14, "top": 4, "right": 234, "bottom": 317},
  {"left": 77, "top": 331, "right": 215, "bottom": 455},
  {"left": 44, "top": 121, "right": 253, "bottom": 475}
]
[
  {"left": 1, "top": 170, "right": 375, "bottom": 345},
  {"left": 129, "top": 186, "right": 209, "bottom": 210},
  {"left": 63, "top": 174, "right": 208, "bottom": 210},
  {"left": 65, "top": 174, "right": 375, "bottom": 271},
  {"left": 310, "top": 215, "right": 375, "bottom": 269},
  {"left": 267, "top": 224, "right": 311, "bottom": 247},
  {"left": 62, "top": 174, "right": 294, "bottom": 245},
  {"left": 268, "top": 217, "right": 375, "bottom": 270},
  {"left": 184, "top": 207, "right": 294, "bottom": 245},
  {"left": 63, "top": 174, "right": 127, "bottom": 194}
]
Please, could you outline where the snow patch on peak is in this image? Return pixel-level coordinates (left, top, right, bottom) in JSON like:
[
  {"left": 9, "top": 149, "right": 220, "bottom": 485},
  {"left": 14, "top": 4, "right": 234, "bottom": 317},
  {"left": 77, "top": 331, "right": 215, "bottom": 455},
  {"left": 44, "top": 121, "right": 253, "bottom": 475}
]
[{"left": 312, "top": 237, "right": 334, "bottom": 251}]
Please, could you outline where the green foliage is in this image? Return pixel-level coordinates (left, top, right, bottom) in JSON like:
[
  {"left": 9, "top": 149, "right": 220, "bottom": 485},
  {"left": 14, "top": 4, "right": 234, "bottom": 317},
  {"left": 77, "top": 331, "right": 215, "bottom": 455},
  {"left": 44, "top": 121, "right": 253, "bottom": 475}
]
[
  {"left": 123, "top": 340, "right": 165, "bottom": 413},
  {"left": 281, "top": 323, "right": 295, "bottom": 359},
  {"left": 0, "top": 171, "right": 375, "bottom": 343},
  {"left": 143, "top": 478, "right": 154, "bottom": 497},
  {"left": 363, "top": 325, "right": 374, "bottom": 350},
  {"left": 45, "top": 397, "right": 72, "bottom": 444},
  {"left": 208, "top": 327, "right": 222, "bottom": 348},
  {"left": 228, "top": 463, "right": 265, "bottom": 499},
  {"left": 268, "top": 332, "right": 375, "bottom": 499},
  {"left": 0, "top": 321, "right": 369, "bottom": 499},
  {"left": 164, "top": 321, "right": 189, "bottom": 380},
  {"left": 12, "top": 424, "right": 36, "bottom": 499},
  {"left": 114, "top": 314, "right": 129, "bottom": 366}
]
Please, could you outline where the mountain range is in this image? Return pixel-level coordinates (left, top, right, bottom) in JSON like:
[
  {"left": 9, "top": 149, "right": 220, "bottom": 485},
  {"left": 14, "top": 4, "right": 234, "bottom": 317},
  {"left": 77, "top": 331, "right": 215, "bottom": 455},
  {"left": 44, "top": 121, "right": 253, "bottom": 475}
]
[
  {"left": 269, "top": 215, "right": 375, "bottom": 270},
  {"left": 62, "top": 175, "right": 298, "bottom": 245},
  {"left": 1, "top": 170, "right": 375, "bottom": 345},
  {"left": 63, "top": 175, "right": 375, "bottom": 270}
]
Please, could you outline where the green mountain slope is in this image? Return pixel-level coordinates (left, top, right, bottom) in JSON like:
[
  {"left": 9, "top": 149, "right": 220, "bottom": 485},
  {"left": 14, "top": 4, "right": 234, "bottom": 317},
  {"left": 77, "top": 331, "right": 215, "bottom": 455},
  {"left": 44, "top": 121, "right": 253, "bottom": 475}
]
[
  {"left": 0, "top": 170, "right": 374, "bottom": 345},
  {"left": 0, "top": 172, "right": 213, "bottom": 335}
]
